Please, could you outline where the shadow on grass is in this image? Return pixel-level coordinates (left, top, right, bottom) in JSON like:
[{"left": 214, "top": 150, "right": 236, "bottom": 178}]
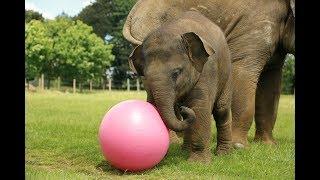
[{"left": 95, "top": 143, "right": 189, "bottom": 175}]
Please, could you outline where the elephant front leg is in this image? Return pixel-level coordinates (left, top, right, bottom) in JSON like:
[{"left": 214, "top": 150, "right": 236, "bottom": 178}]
[
  {"left": 213, "top": 108, "right": 233, "bottom": 155},
  {"left": 187, "top": 107, "right": 213, "bottom": 164}
]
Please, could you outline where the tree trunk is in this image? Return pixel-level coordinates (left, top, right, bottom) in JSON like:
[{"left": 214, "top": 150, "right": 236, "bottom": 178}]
[
  {"left": 79, "top": 83, "right": 83, "bottom": 93},
  {"left": 137, "top": 78, "right": 140, "bottom": 91},
  {"left": 47, "top": 78, "right": 51, "bottom": 89}
]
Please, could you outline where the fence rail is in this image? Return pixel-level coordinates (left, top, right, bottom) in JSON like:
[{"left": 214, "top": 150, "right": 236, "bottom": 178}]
[{"left": 25, "top": 74, "right": 145, "bottom": 93}]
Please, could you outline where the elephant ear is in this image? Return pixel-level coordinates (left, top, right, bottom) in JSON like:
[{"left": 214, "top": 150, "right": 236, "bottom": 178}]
[
  {"left": 290, "top": 0, "right": 295, "bottom": 17},
  {"left": 128, "top": 45, "right": 144, "bottom": 76},
  {"left": 181, "top": 32, "right": 215, "bottom": 72}
]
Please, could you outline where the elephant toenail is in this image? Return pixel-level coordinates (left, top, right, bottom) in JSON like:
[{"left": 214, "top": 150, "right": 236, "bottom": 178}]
[{"left": 233, "top": 143, "right": 245, "bottom": 149}]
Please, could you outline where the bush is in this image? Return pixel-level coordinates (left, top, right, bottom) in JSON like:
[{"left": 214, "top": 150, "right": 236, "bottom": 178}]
[{"left": 281, "top": 54, "right": 295, "bottom": 94}]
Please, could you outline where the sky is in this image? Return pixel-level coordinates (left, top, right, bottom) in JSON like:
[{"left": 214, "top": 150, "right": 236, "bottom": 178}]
[{"left": 25, "top": 0, "right": 96, "bottom": 19}]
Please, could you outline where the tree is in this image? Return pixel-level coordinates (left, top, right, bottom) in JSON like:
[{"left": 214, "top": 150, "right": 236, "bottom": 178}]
[
  {"left": 76, "top": 0, "right": 136, "bottom": 86},
  {"left": 25, "top": 18, "right": 115, "bottom": 90},
  {"left": 281, "top": 54, "right": 295, "bottom": 94},
  {"left": 25, "top": 10, "right": 44, "bottom": 23},
  {"left": 56, "top": 11, "right": 73, "bottom": 20},
  {"left": 25, "top": 20, "right": 53, "bottom": 81},
  {"left": 76, "top": 0, "right": 113, "bottom": 39},
  {"left": 57, "top": 19, "right": 114, "bottom": 91}
]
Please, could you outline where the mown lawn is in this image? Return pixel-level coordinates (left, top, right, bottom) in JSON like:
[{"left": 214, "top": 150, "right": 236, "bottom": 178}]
[{"left": 25, "top": 91, "right": 294, "bottom": 179}]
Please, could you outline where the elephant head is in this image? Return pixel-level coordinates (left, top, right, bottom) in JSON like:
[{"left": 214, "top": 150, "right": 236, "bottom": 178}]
[
  {"left": 128, "top": 30, "right": 214, "bottom": 132},
  {"left": 123, "top": 0, "right": 190, "bottom": 45}
]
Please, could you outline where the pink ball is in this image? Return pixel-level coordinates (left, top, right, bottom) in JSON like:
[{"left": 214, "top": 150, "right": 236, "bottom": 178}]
[{"left": 98, "top": 100, "right": 169, "bottom": 172}]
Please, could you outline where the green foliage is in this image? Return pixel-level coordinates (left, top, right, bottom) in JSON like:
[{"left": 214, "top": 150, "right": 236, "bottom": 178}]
[
  {"left": 76, "top": 0, "right": 113, "bottom": 39},
  {"left": 282, "top": 54, "right": 295, "bottom": 94},
  {"left": 76, "top": 0, "right": 136, "bottom": 84},
  {"left": 25, "top": 20, "right": 53, "bottom": 80},
  {"left": 25, "top": 10, "right": 44, "bottom": 23},
  {"left": 25, "top": 18, "right": 115, "bottom": 87}
]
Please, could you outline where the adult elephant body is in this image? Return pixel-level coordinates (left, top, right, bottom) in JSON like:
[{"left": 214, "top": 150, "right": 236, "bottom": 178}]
[{"left": 123, "top": 0, "right": 295, "bottom": 147}]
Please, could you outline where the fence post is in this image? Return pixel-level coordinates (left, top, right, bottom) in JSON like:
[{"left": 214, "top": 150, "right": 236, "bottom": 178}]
[
  {"left": 41, "top": 74, "right": 44, "bottom": 90},
  {"left": 127, "top": 78, "right": 130, "bottom": 91},
  {"left": 73, "top": 79, "right": 76, "bottom": 94},
  {"left": 90, "top": 80, "right": 93, "bottom": 92},
  {"left": 57, "top": 76, "right": 61, "bottom": 91},
  {"left": 108, "top": 78, "right": 112, "bottom": 91},
  {"left": 38, "top": 78, "right": 41, "bottom": 90},
  {"left": 136, "top": 78, "right": 140, "bottom": 92}
]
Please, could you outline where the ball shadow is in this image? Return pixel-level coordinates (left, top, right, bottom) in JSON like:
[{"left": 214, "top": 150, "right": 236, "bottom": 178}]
[{"left": 95, "top": 143, "right": 189, "bottom": 175}]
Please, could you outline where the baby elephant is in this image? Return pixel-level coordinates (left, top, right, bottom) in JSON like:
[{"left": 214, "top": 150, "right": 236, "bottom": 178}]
[{"left": 128, "top": 11, "right": 232, "bottom": 163}]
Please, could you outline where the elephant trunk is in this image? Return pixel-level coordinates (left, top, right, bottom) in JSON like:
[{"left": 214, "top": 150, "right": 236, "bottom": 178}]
[{"left": 151, "top": 86, "right": 195, "bottom": 132}]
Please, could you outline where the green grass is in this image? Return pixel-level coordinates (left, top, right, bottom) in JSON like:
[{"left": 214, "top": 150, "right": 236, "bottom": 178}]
[{"left": 26, "top": 91, "right": 294, "bottom": 179}]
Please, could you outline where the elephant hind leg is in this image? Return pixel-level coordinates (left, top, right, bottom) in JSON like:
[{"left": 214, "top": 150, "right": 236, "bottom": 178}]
[{"left": 254, "top": 60, "right": 284, "bottom": 145}]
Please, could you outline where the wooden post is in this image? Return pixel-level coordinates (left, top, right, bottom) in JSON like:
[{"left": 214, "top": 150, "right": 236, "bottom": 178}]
[
  {"left": 90, "top": 80, "right": 93, "bottom": 92},
  {"left": 57, "top": 76, "right": 61, "bottom": 91},
  {"left": 73, "top": 79, "right": 76, "bottom": 94},
  {"left": 38, "top": 77, "right": 41, "bottom": 90},
  {"left": 108, "top": 78, "right": 111, "bottom": 91},
  {"left": 41, "top": 74, "right": 44, "bottom": 90},
  {"left": 136, "top": 78, "right": 140, "bottom": 92},
  {"left": 127, "top": 78, "right": 130, "bottom": 91}
]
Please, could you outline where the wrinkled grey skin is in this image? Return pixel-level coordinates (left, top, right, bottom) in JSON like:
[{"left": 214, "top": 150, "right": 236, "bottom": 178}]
[
  {"left": 123, "top": 0, "right": 295, "bottom": 149},
  {"left": 129, "top": 11, "right": 233, "bottom": 163}
]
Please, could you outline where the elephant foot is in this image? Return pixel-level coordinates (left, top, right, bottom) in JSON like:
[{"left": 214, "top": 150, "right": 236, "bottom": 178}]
[
  {"left": 232, "top": 132, "right": 249, "bottom": 149},
  {"left": 188, "top": 151, "right": 212, "bottom": 164},
  {"left": 214, "top": 144, "right": 233, "bottom": 156},
  {"left": 254, "top": 133, "right": 277, "bottom": 145}
]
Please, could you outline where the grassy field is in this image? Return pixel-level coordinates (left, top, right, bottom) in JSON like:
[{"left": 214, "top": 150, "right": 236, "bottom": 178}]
[{"left": 26, "top": 91, "right": 294, "bottom": 179}]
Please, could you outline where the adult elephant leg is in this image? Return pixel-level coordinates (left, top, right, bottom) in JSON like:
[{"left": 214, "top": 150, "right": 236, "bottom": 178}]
[
  {"left": 254, "top": 52, "right": 285, "bottom": 144},
  {"left": 231, "top": 63, "right": 261, "bottom": 148}
]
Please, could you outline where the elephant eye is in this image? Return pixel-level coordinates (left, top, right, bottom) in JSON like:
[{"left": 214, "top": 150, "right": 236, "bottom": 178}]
[{"left": 171, "top": 68, "right": 182, "bottom": 81}]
